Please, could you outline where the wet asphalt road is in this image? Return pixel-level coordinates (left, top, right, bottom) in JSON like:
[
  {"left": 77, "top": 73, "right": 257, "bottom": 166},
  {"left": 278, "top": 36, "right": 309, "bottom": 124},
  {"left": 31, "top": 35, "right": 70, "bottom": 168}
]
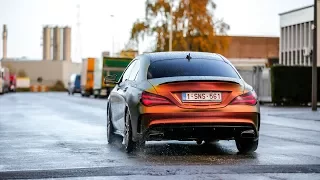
[{"left": 0, "top": 92, "right": 320, "bottom": 179}]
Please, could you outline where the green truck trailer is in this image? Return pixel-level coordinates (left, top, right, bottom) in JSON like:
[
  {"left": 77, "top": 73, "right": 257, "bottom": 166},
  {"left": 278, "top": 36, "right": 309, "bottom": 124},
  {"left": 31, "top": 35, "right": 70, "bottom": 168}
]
[{"left": 93, "top": 56, "right": 132, "bottom": 98}]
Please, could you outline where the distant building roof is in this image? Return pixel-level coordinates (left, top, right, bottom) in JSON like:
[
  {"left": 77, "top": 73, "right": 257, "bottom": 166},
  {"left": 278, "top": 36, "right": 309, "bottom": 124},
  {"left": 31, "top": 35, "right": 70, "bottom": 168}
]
[{"left": 279, "top": 4, "right": 313, "bottom": 16}]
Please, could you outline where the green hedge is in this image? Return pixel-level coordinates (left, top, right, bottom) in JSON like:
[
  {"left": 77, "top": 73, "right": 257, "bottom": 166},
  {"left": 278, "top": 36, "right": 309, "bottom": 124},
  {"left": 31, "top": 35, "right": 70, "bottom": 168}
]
[
  {"left": 271, "top": 66, "right": 320, "bottom": 105},
  {"left": 49, "top": 80, "right": 66, "bottom": 92},
  {"left": 16, "top": 88, "right": 30, "bottom": 92}
]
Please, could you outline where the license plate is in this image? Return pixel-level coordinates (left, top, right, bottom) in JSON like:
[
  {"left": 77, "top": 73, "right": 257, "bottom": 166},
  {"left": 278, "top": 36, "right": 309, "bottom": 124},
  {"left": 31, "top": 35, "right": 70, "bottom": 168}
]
[{"left": 182, "top": 92, "right": 222, "bottom": 102}]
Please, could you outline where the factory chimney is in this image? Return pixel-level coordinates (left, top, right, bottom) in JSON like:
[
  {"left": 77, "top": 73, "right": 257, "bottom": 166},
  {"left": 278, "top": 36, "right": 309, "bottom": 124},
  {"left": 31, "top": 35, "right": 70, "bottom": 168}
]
[
  {"left": 42, "top": 26, "right": 52, "bottom": 60},
  {"left": 2, "top": 24, "right": 7, "bottom": 60},
  {"left": 53, "top": 26, "right": 62, "bottom": 61},
  {"left": 63, "top": 27, "right": 71, "bottom": 61}
]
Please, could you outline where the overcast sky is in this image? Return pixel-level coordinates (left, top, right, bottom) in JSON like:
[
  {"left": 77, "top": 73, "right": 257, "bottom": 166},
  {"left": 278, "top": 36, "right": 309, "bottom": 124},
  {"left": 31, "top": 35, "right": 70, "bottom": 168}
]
[{"left": 0, "top": 0, "right": 314, "bottom": 62}]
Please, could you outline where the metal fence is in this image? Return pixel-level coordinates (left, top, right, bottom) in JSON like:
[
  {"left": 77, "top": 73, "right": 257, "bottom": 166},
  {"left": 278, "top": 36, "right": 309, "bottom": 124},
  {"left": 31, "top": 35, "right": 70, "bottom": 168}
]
[{"left": 237, "top": 66, "right": 272, "bottom": 103}]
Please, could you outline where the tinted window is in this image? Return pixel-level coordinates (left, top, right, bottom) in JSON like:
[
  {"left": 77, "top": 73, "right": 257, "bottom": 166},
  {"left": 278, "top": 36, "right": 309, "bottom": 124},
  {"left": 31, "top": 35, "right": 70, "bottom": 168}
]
[{"left": 147, "top": 58, "right": 239, "bottom": 79}]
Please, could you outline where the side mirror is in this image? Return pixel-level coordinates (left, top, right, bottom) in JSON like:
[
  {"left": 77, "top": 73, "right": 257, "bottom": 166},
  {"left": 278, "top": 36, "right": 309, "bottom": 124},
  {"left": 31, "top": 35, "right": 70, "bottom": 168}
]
[{"left": 104, "top": 75, "right": 117, "bottom": 84}]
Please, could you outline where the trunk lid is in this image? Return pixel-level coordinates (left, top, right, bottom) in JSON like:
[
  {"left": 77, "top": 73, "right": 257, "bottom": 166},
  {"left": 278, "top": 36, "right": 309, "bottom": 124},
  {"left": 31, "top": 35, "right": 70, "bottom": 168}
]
[{"left": 148, "top": 76, "right": 245, "bottom": 109}]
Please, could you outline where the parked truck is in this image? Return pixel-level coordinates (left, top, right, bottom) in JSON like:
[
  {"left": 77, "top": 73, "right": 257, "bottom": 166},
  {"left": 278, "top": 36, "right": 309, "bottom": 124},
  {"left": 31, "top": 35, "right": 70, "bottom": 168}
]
[
  {"left": 67, "top": 74, "right": 81, "bottom": 95},
  {"left": 0, "top": 68, "right": 3, "bottom": 95},
  {"left": 81, "top": 58, "right": 96, "bottom": 97},
  {"left": 93, "top": 56, "right": 132, "bottom": 98},
  {"left": 0, "top": 67, "right": 10, "bottom": 94}
]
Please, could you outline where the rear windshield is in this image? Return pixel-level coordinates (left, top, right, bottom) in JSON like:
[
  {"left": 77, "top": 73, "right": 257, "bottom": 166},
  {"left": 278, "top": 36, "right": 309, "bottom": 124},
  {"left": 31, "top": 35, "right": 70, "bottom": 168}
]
[{"left": 147, "top": 58, "right": 240, "bottom": 79}]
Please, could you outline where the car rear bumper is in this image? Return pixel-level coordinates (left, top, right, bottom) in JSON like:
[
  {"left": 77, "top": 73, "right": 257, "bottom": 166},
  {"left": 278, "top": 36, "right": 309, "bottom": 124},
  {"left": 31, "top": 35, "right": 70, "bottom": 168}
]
[{"left": 137, "top": 107, "right": 260, "bottom": 141}]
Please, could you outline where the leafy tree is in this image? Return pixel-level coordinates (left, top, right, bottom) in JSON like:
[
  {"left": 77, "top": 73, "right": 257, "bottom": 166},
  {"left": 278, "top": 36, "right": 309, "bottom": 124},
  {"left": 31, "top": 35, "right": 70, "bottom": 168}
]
[
  {"left": 50, "top": 80, "right": 65, "bottom": 91},
  {"left": 17, "top": 70, "right": 27, "bottom": 77},
  {"left": 37, "top": 77, "right": 43, "bottom": 83},
  {"left": 130, "top": 0, "right": 230, "bottom": 53}
]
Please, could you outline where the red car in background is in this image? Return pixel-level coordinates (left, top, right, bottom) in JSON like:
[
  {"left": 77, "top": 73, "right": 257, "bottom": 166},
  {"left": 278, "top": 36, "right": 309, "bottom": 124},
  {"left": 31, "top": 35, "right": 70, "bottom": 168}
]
[{"left": 9, "top": 74, "right": 16, "bottom": 92}]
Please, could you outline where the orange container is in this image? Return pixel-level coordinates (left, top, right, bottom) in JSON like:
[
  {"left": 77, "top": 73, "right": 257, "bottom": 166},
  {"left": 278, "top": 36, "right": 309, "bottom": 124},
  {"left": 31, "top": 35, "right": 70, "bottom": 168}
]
[
  {"left": 30, "top": 85, "right": 39, "bottom": 92},
  {"left": 85, "top": 58, "right": 95, "bottom": 90}
]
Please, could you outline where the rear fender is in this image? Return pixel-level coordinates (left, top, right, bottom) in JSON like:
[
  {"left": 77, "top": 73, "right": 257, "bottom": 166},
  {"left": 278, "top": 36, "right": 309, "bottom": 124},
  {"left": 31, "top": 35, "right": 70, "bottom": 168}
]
[{"left": 124, "top": 80, "right": 156, "bottom": 142}]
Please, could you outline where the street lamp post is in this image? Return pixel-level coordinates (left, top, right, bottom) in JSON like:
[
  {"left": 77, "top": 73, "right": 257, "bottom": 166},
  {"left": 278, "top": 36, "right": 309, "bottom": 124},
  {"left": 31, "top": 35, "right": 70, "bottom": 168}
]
[
  {"left": 111, "top": 15, "right": 115, "bottom": 57},
  {"left": 169, "top": 0, "right": 173, "bottom": 51},
  {"left": 311, "top": 0, "right": 318, "bottom": 111}
]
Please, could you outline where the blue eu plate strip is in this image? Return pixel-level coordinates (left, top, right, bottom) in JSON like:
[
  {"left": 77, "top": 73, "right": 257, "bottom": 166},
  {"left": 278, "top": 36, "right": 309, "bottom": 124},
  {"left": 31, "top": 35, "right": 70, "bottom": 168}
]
[{"left": 182, "top": 93, "right": 186, "bottom": 100}]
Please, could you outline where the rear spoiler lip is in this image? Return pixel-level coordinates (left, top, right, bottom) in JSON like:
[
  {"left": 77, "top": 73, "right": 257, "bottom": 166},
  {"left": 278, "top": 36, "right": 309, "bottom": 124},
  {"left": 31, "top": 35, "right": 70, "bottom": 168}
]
[{"left": 147, "top": 76, "right": 243, "bottom": 86}]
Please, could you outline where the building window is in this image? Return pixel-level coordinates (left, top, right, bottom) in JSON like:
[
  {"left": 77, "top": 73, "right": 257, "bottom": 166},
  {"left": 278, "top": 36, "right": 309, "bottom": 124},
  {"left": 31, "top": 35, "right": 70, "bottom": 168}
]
[
  {"left": 301, "top": 50, "right": 304, "bottom": 65},
  {"left": 296, "top": 50, "right": 300, "bottom": 65},
  {"left": 289, "top": 52, "right": 292, "bottom": 65},
  {"left": 306, "top": 22, "right": 309, "bottom": 47}
]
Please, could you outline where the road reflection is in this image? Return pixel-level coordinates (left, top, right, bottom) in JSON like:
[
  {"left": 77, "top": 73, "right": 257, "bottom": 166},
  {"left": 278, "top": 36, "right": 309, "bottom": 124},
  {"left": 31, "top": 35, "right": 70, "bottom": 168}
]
[{"left": 109, "top": 137, "right": 259, "bottom": 165}]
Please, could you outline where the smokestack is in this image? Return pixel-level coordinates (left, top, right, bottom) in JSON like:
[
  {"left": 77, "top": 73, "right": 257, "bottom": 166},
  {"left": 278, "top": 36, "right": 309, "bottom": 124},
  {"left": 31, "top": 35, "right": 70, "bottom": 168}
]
[
  {"left": 63, "top": 27, "right": 71, "bottom": 61},
  {"left": 2, "top": 24, "right": 7, "bottom": 60},
  {"left": 53, "top": 26, "right": 61, "bottom": 60},
  {"left": 42, "top": 26, "right": 52, "bottom": 60}
]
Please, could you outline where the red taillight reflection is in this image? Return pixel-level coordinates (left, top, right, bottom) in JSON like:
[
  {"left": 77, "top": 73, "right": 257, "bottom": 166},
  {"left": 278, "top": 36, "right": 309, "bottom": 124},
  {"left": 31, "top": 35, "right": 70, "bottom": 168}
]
[
  {"left": 230, "top": 91, "right": 257, "bottom": 105},
  {"left": 141, "top": 91, "right": 173, "bottom": 106}
]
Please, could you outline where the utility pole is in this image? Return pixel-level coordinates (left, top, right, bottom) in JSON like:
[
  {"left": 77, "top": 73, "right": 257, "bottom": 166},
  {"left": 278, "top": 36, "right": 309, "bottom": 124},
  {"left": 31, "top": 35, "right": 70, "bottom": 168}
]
[
  {"left": 75, "top": 4, "right": 82, "bottom": 63},
  {"left": 2, "top": 24, "right": 7, "bottom": 60},
  {"left": 110, "top": 15, "right": 115, "bottom": 57},
  {"left": 169, "top": 0, "right": 173, "bottom": 51},
  {"left": 311, "top": 0, "right": 318, "bottom": 111}
]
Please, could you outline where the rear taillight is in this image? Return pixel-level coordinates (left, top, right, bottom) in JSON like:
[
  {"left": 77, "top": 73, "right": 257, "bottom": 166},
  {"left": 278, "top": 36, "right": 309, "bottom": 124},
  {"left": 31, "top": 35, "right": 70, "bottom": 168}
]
[
  {"left": 141, "top": 91, "right": 173, "bottom": 106},
  {"left": 230, "top": 91, "right": 257, "bottom": 105}
]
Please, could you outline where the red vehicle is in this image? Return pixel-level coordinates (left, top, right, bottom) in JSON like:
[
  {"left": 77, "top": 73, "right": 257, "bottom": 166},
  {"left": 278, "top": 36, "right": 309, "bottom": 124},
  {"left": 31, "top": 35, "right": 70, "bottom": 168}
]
[{"left": 9, "top": 74, "right": 16, "bottom": 92}]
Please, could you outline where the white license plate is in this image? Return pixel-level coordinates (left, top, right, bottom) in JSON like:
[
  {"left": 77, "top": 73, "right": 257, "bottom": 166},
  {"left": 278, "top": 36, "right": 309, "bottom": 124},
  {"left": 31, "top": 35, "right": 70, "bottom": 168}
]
[{"left": 182, "top": 92, "right": 222, "bottom": 102}]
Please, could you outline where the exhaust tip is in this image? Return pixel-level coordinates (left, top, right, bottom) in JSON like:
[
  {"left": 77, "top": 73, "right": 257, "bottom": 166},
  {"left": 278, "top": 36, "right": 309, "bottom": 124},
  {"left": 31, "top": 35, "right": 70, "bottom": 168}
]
[{"left": 240, "top": 130, "right": 255, "bottom": 138}]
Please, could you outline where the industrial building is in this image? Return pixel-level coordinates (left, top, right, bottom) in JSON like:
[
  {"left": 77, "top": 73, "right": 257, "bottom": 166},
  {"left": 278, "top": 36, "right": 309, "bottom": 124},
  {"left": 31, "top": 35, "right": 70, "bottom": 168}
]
[
  {"left": 1, "top": 25, "right": 81, "bottom": 87},
  {"left": 42, "top": 26, "right": 72, "bottom": 61},
  {"left": 279, "top": 4, "right": 320, "bottom": 66},
  {"left": 224, "top": 36, "right": 279, "bottom": 68}
]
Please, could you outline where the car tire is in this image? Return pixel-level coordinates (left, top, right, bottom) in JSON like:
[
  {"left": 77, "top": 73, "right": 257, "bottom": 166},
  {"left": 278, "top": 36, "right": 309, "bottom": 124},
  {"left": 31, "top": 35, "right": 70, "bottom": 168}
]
[
  {"left": 124, "top": 111, "right": 135, "bottom": 153},
  {"left": 236, "top": 139, "right": 258, "bottom": 154},
  {"left": 107, "top": 105, "right": 116, "bottom": 144}
]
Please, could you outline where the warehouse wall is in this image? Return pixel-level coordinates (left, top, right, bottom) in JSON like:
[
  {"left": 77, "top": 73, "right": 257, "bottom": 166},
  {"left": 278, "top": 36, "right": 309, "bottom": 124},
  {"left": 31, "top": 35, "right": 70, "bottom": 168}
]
[
  {"left": 2, "top": 60, "right": 63, "bottom": 85},
  {"left": 224, "top": 36, "right": 279, "bottom": 59},
  {"left": 1, "top": 60, "right": 81, "bottom": 87}
]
